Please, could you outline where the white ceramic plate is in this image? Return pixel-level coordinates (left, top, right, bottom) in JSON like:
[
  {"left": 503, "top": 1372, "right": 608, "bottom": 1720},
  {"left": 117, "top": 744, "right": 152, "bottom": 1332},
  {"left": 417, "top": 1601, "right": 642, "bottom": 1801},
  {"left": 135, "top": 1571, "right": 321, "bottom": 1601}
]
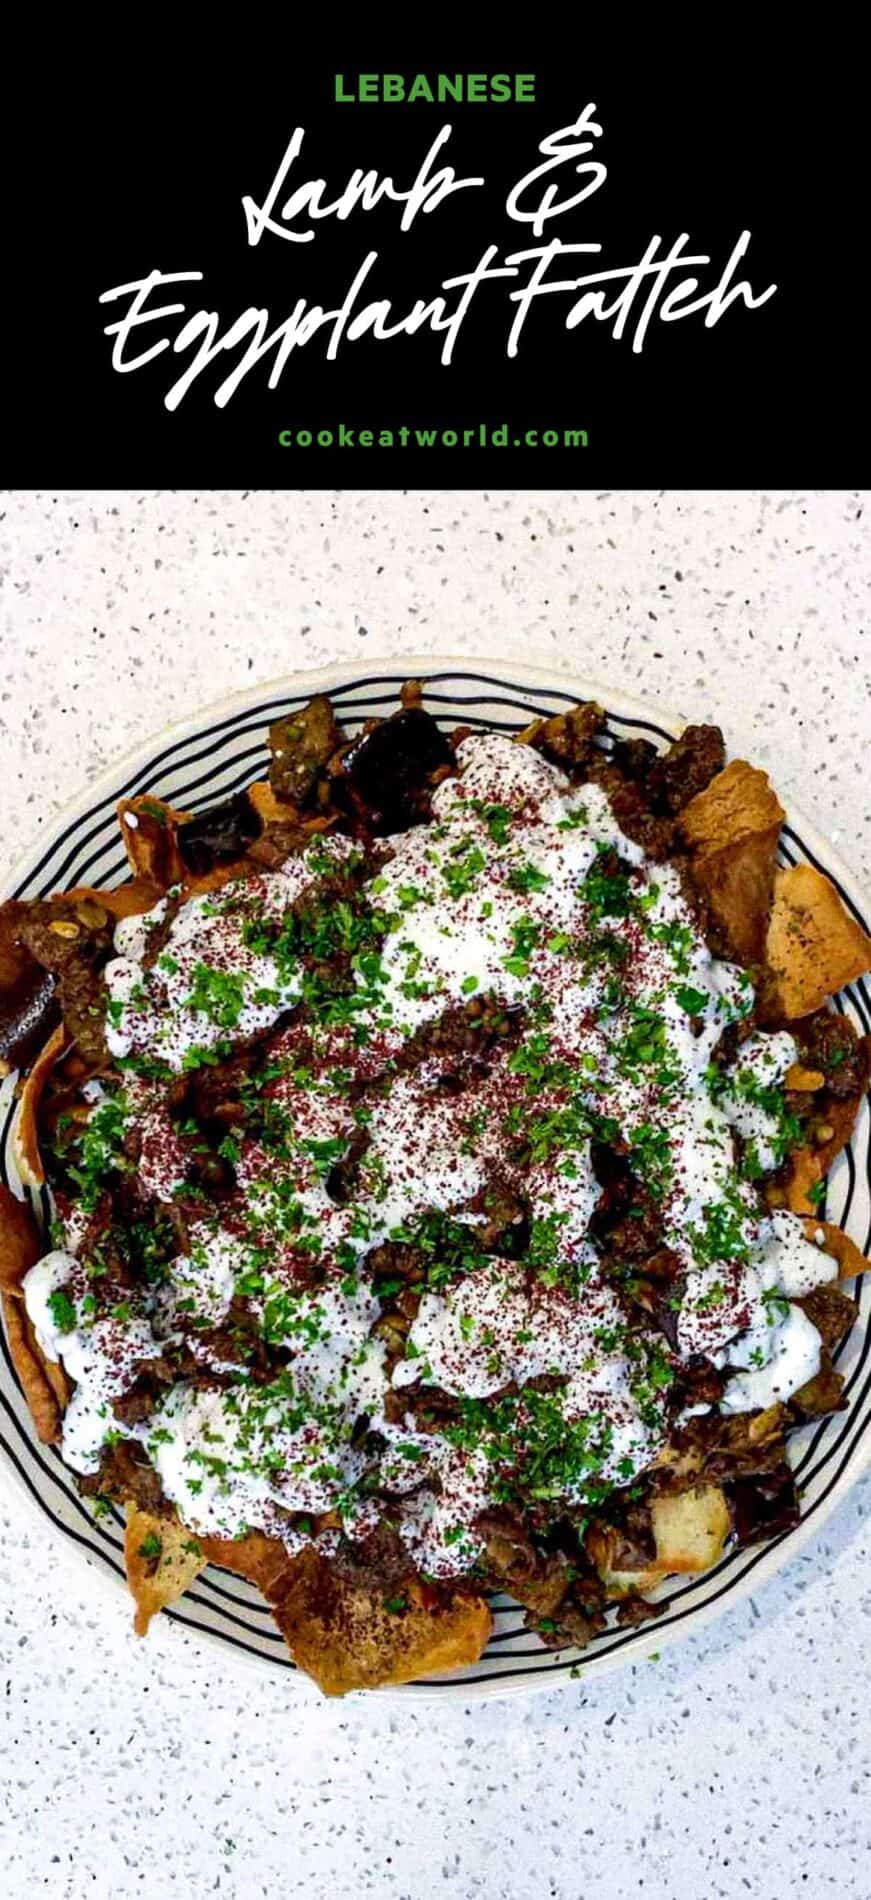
[{"left": 2, "top": 658, "right": 869, "bottom": 1700}]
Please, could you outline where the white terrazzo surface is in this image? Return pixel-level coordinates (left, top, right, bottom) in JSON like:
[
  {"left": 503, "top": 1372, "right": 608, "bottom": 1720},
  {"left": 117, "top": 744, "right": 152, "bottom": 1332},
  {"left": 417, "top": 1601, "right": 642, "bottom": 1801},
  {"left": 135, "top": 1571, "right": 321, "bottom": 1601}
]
[{"left": 0, "top": 488, "right": 869, "bottom": 1900}]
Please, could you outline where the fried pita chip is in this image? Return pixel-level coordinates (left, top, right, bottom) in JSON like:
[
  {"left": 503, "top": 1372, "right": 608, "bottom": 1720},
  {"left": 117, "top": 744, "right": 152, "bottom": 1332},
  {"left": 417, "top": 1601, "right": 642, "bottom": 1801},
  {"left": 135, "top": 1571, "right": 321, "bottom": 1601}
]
[
  {"left": 1, "top": 1289, "right": 66, "bottom": 1443},
  {"left": 680, "top": 758, "right": 785, "bottom": 855},
  {"left": 11, "top": 1021, "right": 67, "bottom": 1188},
  {"left": 198, "top": 1528, "right": 294, "bottom": 1597},
  {"left": 771, "top": 1079, "right": 866, "bottom": 1215},
  {"left": 266, "top": 1547, "right": 492, "bottom": 1696},
  {"left": 246, "top": 780, "right": 299, "bottom": 827},
  {"left": 1, "top": 1179, "right": 72, "bottom": 1434},
  {"left": 124, "top": 1504, "right": 206, "bottom": 1636},
  {"left": 768, "top": 1145, "right": 823, "bottom": 1216},
  {"left": 692, "top": 830, "right": 783, "bottom": 964},
  {"left": 760, "top": 864, "right": 871, "bottom": 1022},
  {"left": 680, "top": 761, "right": 785, "bottom": 963},
  {"left": 64, "top": 878, "right": 161, "bottom": 922},
  {"left": 118, "top": 795, "right": 190, "bottom": 888},
  {"left": 800, "top": 1218, "right": 870, "bottom": 1281},
  {"left": 201, "top": 1535, "right": 491, "bottom": 1695},
  {"left": 0, "top": 1183, "right": 41, "bottom": 1291}
]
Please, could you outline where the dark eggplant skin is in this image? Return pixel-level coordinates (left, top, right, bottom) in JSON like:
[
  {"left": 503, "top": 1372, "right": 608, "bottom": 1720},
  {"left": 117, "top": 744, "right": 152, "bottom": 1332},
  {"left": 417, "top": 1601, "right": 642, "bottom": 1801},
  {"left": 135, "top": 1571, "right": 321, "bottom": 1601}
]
[
  {"left": 176, "top": 793, "right": 262, "bottom": 875},
  {"left": 727, "top": 1465, "right": 801, "bottom": 1547},
  {"left": 341, "top": 708, "right": 456, "bottom": 834},
  {"left": 0, "top": 967, "right": 58, "bottom": 1070},
  {"left": 0, "top": 900, "right": 61, "bottom": 1069}
]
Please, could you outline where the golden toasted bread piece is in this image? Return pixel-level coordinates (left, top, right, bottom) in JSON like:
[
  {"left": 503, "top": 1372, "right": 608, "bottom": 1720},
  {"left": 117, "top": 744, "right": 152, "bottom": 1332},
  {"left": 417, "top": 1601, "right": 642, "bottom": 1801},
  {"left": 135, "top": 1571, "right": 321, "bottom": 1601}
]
[
  {"left": 650, "top": 1485, "right": 731, "bottom": 1573},
  {"left": 124, "top": 1505, "right": 206, "bottom": 1636},
  {"left": 596, "top": 1485, "right": 731, "bottom": 1598},
  {"left": 680, "top": 760, "right": 785, "bottom": 962},
  {"left": 760, "top": 864, "right": 871, "bottom": 1022}
]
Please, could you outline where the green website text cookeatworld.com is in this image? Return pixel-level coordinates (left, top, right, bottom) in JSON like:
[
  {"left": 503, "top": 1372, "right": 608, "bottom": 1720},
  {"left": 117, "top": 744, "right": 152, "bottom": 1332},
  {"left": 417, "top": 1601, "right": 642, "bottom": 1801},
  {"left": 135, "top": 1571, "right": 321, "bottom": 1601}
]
[{"left": 277, "top": 423, "right": 589, "bottom": 450}]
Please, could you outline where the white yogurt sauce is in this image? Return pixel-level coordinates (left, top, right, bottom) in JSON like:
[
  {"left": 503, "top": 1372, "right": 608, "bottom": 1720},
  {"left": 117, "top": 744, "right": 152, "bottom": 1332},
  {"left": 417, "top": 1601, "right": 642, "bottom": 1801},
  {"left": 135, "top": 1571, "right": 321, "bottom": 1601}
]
[
  {"left": 145, "top": 1279, "right": 385, "bottom": 1542},
  {"left": 23, "top": 1250, "right": 165, "bottom": 1473},
  {"left": 105, "top": 837, "right": 353, "bottom": 1072},
  {"left": 721, "top": 1029, "right": 799, "bottom": 1172}
]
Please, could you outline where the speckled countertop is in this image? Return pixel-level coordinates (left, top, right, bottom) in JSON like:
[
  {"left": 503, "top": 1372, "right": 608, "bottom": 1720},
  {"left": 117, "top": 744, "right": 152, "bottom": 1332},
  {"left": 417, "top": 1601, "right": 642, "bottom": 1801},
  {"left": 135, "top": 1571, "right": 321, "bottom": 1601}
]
[{"left": 0, "top": 489, "right": 869, "bottom": 1900}]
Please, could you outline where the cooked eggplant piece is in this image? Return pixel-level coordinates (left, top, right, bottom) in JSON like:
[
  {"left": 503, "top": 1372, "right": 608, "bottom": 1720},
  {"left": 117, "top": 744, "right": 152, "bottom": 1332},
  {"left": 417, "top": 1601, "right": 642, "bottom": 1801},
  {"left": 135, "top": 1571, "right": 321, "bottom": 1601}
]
[
  {"left": 176, "top": 792, "right": 262, "bottom": 875},
  {"left": 647, "top": 724, "right": 726, "bottom": 815},
  {"left": 16, "top": 897, "right": 115, "bottom": 973},
  {"left": 0, "top": 958, "right": 57, "bottom": 1070},
  {"left": 341, "top": 708, "right": 455, "bottom": 833},
  {"left": 518, "top": 701, "right": 605, "bottom": 770},
  {"left": 586, "top": 1502, "right": 656, "bottom": 1576},
  {"left": 727, "top": 1464, "right": 800, "bottom": 1546},
  {"left": 787, "top": 1345, "right": 848, "bottom": 1421},
  {"left": 0, "top": 902, "right": 61, "bottom": 1069},
  {"left": 14, "top": 896, "right": 117, "bottom": 1067},
  {"left": 794, "top": 1009, "right": 870, "bottom": 1101},
  {"left": 609, "top": 736, "right": 659, "bottom": 782},
  {"left": 268, "top": 696, "right": 340, "bottom": 805},
  {"left": 615, "top": 1594, "right": 665, "bottom": 1627},
  {"left": 795, "top": 1283, "right": 856, "bottom": 1351}
]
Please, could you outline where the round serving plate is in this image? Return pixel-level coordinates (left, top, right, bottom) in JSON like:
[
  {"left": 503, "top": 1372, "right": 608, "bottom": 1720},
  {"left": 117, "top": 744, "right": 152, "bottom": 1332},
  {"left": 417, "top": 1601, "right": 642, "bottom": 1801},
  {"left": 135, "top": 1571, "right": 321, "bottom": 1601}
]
[{"left": 1, "top": 658, "right": 869, "bottom": 1701}]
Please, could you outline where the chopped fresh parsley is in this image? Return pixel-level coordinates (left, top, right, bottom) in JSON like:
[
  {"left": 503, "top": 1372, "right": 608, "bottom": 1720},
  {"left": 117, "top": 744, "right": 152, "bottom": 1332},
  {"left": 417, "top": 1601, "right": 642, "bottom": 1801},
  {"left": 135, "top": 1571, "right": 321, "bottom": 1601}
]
[
  {"left": 508, "top": 860, "right": 551, "bottom": 895},
  {"left": 66, "top": 1094, "right": 129, "bottom": 1212},
  {"left": 442, "top": 841, "right": 487, "bottom": 901},
  {"left": 46, "top": 1288, "right": 76, "bottom": 1334},
  {"left": 470, "top": 800, "right": 513, "bottom": 845},
  {"left": 673, "top": 984, "right": 709, "bottom": 1016},
  {"left": 185, "top": 962, "right": 250, "bottom": 1029}
]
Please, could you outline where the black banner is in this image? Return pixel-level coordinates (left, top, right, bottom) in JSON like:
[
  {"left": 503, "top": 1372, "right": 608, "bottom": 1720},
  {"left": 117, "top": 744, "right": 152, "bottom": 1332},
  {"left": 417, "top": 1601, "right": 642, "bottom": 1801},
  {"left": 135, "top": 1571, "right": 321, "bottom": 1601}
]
[{"left": 6, "top": 32, "right": 864, "bottom": 486}]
